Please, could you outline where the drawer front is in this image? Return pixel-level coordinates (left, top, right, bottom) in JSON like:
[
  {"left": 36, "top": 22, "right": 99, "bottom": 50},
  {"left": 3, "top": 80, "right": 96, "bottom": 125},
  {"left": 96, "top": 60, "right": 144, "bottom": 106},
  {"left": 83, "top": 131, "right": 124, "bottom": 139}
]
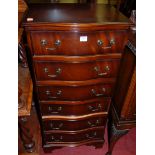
[
  {"left": 31, "top": 31, "right": 127, "bottom": 56},
  {"left": 38, "top": 83, "right": 114, "bottom": 101},
  {"left": 34, "top": 59, "right": 120, "bottom": 81},
  {"left": 43, "top": 116, "right": 107, "bottom": 131},
  {"left": 40, "top": 98, "right": 110, "bottom": 116},
  {"left": 44, "top": 128, "right": 104, "bottom": 144}
]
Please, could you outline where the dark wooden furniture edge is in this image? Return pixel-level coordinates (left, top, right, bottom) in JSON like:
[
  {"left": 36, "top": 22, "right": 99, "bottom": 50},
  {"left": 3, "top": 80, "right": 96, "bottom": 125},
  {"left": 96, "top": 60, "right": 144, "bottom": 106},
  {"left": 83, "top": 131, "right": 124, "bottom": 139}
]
[
  {"left": 111, "top": 103, "right": 135, "bottom": 129},
  {"left": 106, "top": 31, "right": 136, "bottom": 155},
  {"left": 105, "top": 103, "right": 135, "bottom": 155}
]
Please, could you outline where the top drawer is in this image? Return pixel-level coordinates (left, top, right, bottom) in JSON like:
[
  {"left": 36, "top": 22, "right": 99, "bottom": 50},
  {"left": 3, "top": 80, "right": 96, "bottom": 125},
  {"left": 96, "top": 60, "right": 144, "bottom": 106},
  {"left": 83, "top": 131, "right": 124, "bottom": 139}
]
[{"left": 30, "top": 31, "right": 128, "bottom": 56}]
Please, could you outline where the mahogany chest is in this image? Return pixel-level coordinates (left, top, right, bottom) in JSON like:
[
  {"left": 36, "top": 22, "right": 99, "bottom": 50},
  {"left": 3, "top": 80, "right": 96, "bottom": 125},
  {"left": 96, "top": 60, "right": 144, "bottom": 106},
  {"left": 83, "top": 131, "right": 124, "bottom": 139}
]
[{"left": 23, "top": 3, "right": 132, "bottom": 152}]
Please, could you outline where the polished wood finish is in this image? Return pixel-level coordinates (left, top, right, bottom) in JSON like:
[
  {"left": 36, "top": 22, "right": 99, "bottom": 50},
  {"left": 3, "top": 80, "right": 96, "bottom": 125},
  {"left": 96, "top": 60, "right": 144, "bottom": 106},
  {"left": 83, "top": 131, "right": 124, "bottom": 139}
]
[
  {"left": 113, "top": 34, "right": 136, "bottom": 121},
  {"left": 121, "top": 68, "right": 136, "bottom": 120},
  {"left": 36, "top": 77, "right": 116, "bottom": 86},
  {"left": 23, "top": 4, "right": 132, "bottom": 152},
  {"left": 106, "top": 31, "right": 136, "bottom": 155},
  {"left": 30, "top": 31, "right": 128, "bottom": 55},
  {"left": 37, "top": 83, "right": 114, "bottom": 101},
  {"left": 44, "top": 127, "right": 105, "bottom": 144},
  {"left": 34, "top": 59, "right": 120, "bottom": 81},
  {"left": 40, "top": 98, "right": 110, "bottom": 116},
  {"left": 23, "top": 4, "right": 132, "bottom": 27},
  {"left": 33, "top": 54, "right": 122, "bottom": 61},
  {"left": 42, "top": 114, "right": 106, "bottom": 132}
]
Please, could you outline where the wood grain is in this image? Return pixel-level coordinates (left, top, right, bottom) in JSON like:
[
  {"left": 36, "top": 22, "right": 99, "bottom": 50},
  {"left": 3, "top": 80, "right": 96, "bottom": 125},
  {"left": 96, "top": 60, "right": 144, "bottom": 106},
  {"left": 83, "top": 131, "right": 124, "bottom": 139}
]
[
  {"left": 23, "top": 3, "right": 132, "bottom": 152},
  {"left": 18, "top": 65, "right": 33, "bottom": 116}
]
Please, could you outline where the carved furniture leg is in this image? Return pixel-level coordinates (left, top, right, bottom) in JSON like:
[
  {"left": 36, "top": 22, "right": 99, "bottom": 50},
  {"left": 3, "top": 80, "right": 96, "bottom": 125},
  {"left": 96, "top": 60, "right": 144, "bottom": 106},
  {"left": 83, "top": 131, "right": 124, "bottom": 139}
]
[
  {"left": 19, "top": 117, "right": 35, "bottom": 153},
  {"left": 106, "top": 123, "right": 129, "bottom": 155},
  {"left": 18, "top": 41, "right": 28, "bottom": 68}
]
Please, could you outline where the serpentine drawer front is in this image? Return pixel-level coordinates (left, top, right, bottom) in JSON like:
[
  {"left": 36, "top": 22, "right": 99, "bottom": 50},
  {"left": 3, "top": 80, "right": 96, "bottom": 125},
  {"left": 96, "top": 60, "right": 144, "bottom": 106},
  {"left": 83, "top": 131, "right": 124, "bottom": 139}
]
[
  {"left": 37, "top": 83, "right": 114, "bottom": 101},
  {"left": 31, "top": 31, "right": 128, "bottom": 56},
  {"left": 42, "top": 115, "right": 107, "bottom": 131},
  {"left": 34, "top": 59, "right": 120, "bottom": 81},
  {"left": 23, "top": 3, "right": 132, "bottom": 152},
  {"left": 44, "top": 128, "right": 105, "bottom": 144},
  {"left": 40, "top": 98, "right": 110, "bottom": 116}
]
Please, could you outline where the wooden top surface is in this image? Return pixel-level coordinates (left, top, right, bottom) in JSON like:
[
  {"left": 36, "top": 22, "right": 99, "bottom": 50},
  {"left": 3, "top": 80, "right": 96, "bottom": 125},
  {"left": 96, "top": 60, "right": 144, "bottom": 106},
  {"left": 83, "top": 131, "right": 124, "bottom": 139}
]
[
  {"left": 18, "top": 65, "right": 33, "bottom": 117},
  {"left": 23, "top": 4, "right": 132, "bottom": 27}
]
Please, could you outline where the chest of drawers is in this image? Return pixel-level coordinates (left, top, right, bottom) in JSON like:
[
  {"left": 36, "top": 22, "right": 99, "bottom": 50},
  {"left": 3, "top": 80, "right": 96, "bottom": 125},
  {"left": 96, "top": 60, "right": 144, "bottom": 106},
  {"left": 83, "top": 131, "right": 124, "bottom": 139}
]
[{"left": 23, "top": 3, "right": 132, "bottom": 153}]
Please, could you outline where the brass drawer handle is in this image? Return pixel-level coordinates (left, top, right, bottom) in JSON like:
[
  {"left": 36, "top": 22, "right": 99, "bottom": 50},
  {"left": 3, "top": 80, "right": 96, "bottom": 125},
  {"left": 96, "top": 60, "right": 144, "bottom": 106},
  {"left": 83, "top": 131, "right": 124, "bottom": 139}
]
[
  {"left": 94, "top": 65, "right": 110, "bottom": 76},
  {"left": 51, "top": 135, "right": 63, "bottom": 142},
  {"left": 46, "top": 47, "right": 56, "bottom": 51},
  {"left": 48, "top": 106, "right": 62, "bottom": 114},
  {"left": 40, "top": 39, "right": 47, "bottom": 45},
  {"left": 44, "top": 67, "right": 62, "bottom": 78},
  {"left": 97, "top": 40, "right": 103, "bottom": 46},
  {"left": 86, "top": 132, "right": 97, "bottom": 139},
  {"left": 41, "top": 39, "right": 61, "bottom": 51},
  {"left": 91, "top": 88, "right": 106, "bottom": 97},
  {"left": 87, "top": 119, "right": 100, "bottom": 127},
  {"left": 97, "top": 39, "right": 115, "bottom": 49},
  {"left": 88, "top": 103, "right": 102, "bottom": 112},
  {"left": 46, "top": 90, "right": 62, "bottom": 99},
  {"left": 50, "top": 122, "right": 63, "bottom": 130},
  {"left": 54, "top": 40, "right": 61, "bottom": 46}
]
